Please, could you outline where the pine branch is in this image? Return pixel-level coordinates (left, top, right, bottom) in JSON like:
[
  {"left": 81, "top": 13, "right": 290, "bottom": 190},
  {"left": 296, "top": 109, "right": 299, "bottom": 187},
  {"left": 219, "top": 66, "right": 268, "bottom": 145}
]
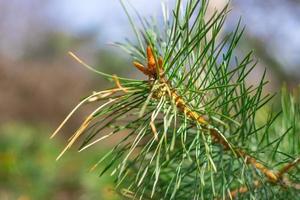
[
  {"left": 134, "top": 45, "right": 300, "bottom": 198},
  {"left": 51, "top": 0, "right": 300, "bottom": 199},
  {"left": 135, "top": 45, "right": 283, "bottom": 184}
]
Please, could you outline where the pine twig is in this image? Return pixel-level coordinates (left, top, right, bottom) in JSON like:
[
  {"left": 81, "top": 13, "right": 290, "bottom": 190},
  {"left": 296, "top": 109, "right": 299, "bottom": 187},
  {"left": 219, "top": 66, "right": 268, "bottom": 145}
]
[
  {"left": 135, "top": 45, "right": 300, "bottom": 199},
  {"left": 278, "top": 157, "right": 300, "bottom": 178},
  {"left": 227, "top": 157, "right": 300, "bottom": 199}
]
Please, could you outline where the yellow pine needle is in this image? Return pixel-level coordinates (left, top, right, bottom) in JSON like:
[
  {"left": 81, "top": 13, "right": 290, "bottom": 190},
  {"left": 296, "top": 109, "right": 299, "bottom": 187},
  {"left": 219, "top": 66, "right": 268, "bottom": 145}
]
[
  {"left": 50, "top": 99, "right": 87, "bottom": 139},
  {"left": 87, "top": 91, "right": 112, "bottom": 103},
  {"left": 56, "top": 98, "right": 118, "bottom": 161},
  {"left": 79, "top": 131, "right": 115, "bottom": 152},
  {"left": 68, "top": 51, "right": 108, "bottom": 77},
  {"left": 112, "top": 74, "right": 128, "bottom": 93},
  {"left": 50, "top": 89, "right": 123, "bottom": 139},
  {"left": 56, "top": 115, "right": 93, "bottom": 161},
  {"left": 150, "top": 121, "right": 158, "bottom": 141},
  {"left": 66, "top": 89, "right": 126, "bottom": 143},
  {"left": 89, "top": 163, "right": 98, "bottom": 172}
]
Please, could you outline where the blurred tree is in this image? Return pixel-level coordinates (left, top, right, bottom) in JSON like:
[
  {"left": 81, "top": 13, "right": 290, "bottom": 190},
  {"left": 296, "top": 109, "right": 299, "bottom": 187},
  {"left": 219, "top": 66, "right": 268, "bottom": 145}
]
[{"left": 231, "top": 0, "right": 300, "bottom": 88}]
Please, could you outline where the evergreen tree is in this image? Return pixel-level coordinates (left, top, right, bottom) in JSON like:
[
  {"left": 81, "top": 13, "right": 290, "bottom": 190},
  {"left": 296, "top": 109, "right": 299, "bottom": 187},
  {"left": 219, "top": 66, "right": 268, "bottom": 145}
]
[{"left": 51, "top": 0, "right": 300, "bottom": 199}]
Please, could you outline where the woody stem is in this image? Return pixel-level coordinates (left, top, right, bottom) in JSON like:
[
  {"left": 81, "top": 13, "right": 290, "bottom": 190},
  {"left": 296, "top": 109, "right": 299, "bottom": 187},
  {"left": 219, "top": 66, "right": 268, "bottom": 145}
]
[{"left": 160, "top": 77, "right": 290, "bottom": 186}]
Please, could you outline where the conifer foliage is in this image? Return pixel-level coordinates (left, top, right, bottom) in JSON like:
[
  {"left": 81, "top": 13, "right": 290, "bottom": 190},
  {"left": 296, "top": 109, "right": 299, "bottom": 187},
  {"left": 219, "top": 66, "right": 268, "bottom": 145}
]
[{"left": 52, "top": 0, "right": 300, "bottom": 199}]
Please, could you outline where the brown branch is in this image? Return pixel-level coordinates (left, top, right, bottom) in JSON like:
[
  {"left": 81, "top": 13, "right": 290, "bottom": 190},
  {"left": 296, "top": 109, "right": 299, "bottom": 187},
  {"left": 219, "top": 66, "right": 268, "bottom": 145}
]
[
  {"left": 227, "top": 157, "right": 300, "bottom": 199},
  {"left": 229, "top": 180, "right": 261, "bottom": 199},
  {"left": 277, "top": 157, "right": 300, "bottom": 178}
]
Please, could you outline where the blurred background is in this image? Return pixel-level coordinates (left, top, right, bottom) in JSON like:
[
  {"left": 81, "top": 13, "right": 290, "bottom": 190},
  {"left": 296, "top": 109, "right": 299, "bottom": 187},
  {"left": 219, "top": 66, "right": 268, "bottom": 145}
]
[{"left": 0, "top": 0, "right": 299, "bottom": 199}]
